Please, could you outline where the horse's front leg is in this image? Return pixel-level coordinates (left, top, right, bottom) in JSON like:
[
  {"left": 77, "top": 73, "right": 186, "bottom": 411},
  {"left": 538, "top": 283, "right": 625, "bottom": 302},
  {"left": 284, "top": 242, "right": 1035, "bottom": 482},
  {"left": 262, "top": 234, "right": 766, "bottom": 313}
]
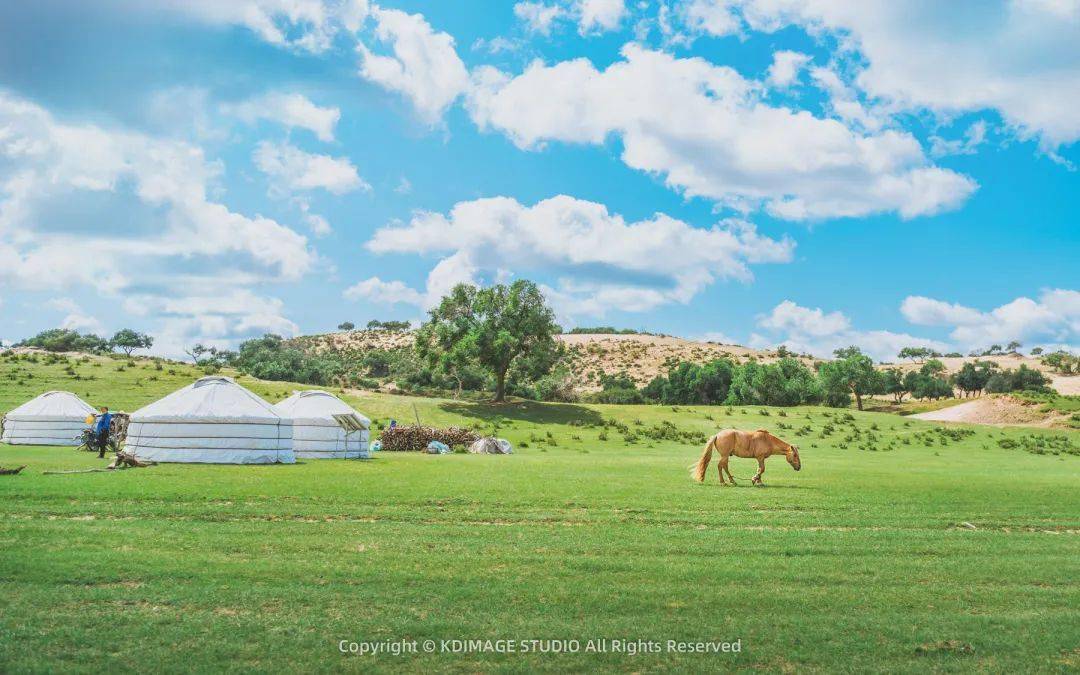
[{"left": 752, "top": 457, "right": 765, "bottom": 486}]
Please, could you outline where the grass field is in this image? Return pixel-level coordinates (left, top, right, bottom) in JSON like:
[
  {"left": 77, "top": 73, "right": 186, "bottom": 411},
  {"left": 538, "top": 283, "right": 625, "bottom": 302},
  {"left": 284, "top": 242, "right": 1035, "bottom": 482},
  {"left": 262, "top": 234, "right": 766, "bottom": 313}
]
[{"left": 1, "top": 353, "right": 1079, "bottom": 672}]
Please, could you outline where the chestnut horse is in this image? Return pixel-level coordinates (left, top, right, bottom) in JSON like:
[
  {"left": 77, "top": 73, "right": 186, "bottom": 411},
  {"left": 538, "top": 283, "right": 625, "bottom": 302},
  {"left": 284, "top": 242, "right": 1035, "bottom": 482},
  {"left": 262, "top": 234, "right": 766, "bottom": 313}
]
[{"left": 691, "top": 429, "right": 801, "bottom": 486}]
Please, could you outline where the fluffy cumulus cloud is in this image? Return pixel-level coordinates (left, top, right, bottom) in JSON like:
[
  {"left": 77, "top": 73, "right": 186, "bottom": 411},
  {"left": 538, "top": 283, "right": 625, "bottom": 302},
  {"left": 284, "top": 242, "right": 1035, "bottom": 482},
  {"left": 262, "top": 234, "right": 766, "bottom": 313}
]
[
  {"left": 513, "top": 0, "right": 627, "bottom": 36},
  {"left": 142, "top": 0, "right": 370, "bottom": 53},
  {"left": 901, "top": 290, "right": 1080, "bottom": 349},
  {"left": 345, "top": 194, "right": 794, "bottom": 317},
  {"left": 357, "top": 6, "right": 470, "bottom": 124},
  {"left": 223, "top": 92, "right": 341, "bottom": 142},
  {"left": 0, "top": 92, "right": 313, "bottom": 356},
  {"left": 766, "top": 50, "right": 811, "bottom": 88},
  {"left": 753, "top": 300, "right": 949, "bottom": 361},
  {"left": 758, "top": 300, "right": 849, "bottom": 336},
  {"left": 514, "top": 1, "right": 567, "bottom": 35},
  {"left": 682, "top": 0, "right": 742, "bottom": 37},
  {"left": 694, "top": 0, "right": 1080, "bottom": 150},
  {"left": 253, "top": 140, "right": 368, "bottom": 195},
  {"left": 577, "top": 0, "right": 628, "bottom": 34},
  {"left": 467, "top": 44, "right": 977, "bottom": 220}
]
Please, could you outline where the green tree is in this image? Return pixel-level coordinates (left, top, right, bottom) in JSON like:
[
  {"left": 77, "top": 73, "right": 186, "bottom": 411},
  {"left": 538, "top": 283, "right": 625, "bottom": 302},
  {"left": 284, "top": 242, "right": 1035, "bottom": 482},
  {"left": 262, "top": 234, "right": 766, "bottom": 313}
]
[
  {"left": 233, "top": 334, "right": 338, "bottom": 385},
  {"left": 881, "top": 368, "right": 908, "bottom": 403},
  {"left": 818, "top": 346, "right": 882, "bottom": 410},
  {"left": 110, "top": 328, "right": 153, "bottom": 356},
  {"left": 416, "top": 280, "right": 559, "bottom": 402},
  {"left": 898, "top": 346, "right": 931, "bottom": 363},
  {"left": 1006, "top": 340, "right": 1022, "bottom": 353},
  {"left": 338, "top": 321, "right": 355, "bottom": 331},
  {"left": 19, "top": 328, "right": 110, "bottom": 354},
  {"left": 1030, "top": 347, "right": 1043, "bottom": 355}
]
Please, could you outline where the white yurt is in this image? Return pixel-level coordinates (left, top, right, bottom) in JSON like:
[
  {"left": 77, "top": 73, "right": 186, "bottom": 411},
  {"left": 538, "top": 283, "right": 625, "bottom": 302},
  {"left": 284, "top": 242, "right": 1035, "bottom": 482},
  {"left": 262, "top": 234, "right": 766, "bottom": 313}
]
[
  {"left": 1, "top": 391, "right": 95, "bottom": 446},
  {"left": 272, "top": 390, "right": 371, "bottom": 459},
  {"left": 125, "top": 376, "right": 294, "bottom": 464}
]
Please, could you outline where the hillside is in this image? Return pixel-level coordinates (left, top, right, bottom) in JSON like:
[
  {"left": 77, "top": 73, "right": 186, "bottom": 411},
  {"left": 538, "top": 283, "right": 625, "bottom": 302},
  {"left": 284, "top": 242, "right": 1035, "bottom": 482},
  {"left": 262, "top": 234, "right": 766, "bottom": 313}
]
[
  {"left": 293, "top": 330, "right": 816, "bottom": 393},
  {"left": 292, "top": 330, "right": 1077, "bottom": 396}
]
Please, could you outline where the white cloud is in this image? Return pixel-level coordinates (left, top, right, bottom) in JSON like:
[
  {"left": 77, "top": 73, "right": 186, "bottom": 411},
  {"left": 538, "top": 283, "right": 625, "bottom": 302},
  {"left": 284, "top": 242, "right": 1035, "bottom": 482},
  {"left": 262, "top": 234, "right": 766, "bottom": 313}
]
[
  {"left": 343, "top": 277, "right": 426, "bottom": 306},
  {"left": 902, "top": 290, "right": 1080, "bottom": 349},
  {"left": 577, "top": 0, "right": 627, "bottom": 34},
  {"left": 253, "top": 140, "right": 368, "bottom": 195},
  {"left": 514, "top": 2, "right": 566, "bottom": 34},
  {"left": 754, "top": 300, "right": 949, "bottom": 361},
  {"left": 123, "top": 288, "right": 299, "bottom": 358},
  {"left": 60, "top": 312, "right": 105, "bottom": 335},
  {"left": 0, "top": 92, "right": 313, "bottom": 355},
  {"left": 357, "top": 6, "right": 470, "bottom": 124},
  {"left": 728, "top": 0, "right": 1080, "bottom": 149},
  {"left": 467, "top": 44, "right": 977, "bottom": 221},
  {"left": 930, "top": 120, "right": 988, "bottom": 158},
  {"left": 0, "top": 92, "right": 315, "bottom": 291},
  {"left": 224, "top": 92, "right": 341, "bottom": 142},
  {"left": 758, "top": 300, "right": 850, "bottom": 336},
  {"left": 682, "top": 0, "right": 742, "bottom": 37},
  {"left": 141, "top": 0, "right": 370, "bottom": 53},
  {"left": 766, "top": 50, "right": 810, "bottom": 88},
  {"left": 351, "top": 194, "right": 793, "bottom": 315}
]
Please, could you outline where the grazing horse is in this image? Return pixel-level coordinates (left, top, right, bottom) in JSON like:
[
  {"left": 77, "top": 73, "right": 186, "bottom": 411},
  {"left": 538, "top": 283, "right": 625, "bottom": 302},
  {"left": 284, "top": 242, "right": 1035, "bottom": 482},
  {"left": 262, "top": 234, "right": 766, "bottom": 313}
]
[{"left": 691, "top": 429, "right": 801, "bottom": 486}]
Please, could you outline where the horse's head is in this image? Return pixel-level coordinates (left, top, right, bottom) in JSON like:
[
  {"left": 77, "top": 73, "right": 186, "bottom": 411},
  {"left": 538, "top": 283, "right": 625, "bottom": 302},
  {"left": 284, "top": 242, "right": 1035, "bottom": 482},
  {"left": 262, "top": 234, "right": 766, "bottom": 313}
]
[{"left": 786, "top": 444, "right": 801, "bottom": 471}]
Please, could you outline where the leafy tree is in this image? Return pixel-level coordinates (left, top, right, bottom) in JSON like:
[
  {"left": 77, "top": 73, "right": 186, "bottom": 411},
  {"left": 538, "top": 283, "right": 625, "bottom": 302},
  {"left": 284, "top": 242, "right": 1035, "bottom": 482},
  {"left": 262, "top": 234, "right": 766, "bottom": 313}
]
[
  {"left": 367, "top": 319, "right": 411, "bottom": 331},
  {"left": 985, "top": 365, "right": 1051, "bottom": 394},
  {"left": 818, "top": 346, "right": 882, "bottom": 410},
  {"left": 881, "top": 368, "right": 908, "bottom": 403},
  {"left": 1006, "top": 340, "right": 1022, "bottom": 353},
  {"left": 184, "top": 344, "right": 210, "bottom": 366},
  {"left": 19, "top": 328, "right": 110, "bottom": 354},
  {"left": 726, "top": 358, "right": 820, "bottom": 406},
  {"left": 921, "top": 359, "right": 947, "bottom": 377},
  {"left": 1030, "top": 347, "right": 1043, "bottom": 355},
  {"left": 338, "top": 322, "right": 355, "bottom": 331},
  {"left": 416, "top": 280, "right": 560, "bottom": 402},
  {"left": 898, "top": 346, "right": 931, "bottom": 363},
  {"left": 233, "top": 334, "right": 338, "bottom": 385},
  {"left": 1040, "top": 350, "right": 1077, "bottom": 375},
  {"left": 110, "top": 328, "right": 153, "bottom": 356}
]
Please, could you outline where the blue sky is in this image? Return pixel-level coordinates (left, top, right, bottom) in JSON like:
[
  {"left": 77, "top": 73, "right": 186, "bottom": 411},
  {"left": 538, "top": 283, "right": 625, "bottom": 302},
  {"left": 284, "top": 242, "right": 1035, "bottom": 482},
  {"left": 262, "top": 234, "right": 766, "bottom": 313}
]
[{"left": 0, "top": 0, "right": 1077, "bottom": 360}]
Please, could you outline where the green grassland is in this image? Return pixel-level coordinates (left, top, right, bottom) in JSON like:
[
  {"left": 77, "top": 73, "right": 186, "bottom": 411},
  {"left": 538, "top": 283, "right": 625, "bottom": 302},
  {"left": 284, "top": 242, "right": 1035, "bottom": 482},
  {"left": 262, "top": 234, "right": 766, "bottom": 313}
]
[{"left": 1, "top": 353, "right": 1079, "bottom": 672}]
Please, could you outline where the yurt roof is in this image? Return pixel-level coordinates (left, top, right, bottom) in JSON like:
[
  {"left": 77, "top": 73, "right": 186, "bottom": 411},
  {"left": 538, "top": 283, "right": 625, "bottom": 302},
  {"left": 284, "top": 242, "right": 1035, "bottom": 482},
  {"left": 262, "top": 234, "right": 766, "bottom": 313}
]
[
  {"left": 131, "top": 376, "right": 285, "bottom": 424},
  {"left": 4, "top": 391, "right": 96, "bottom": 421},
  {"left": 272, "top": 390, "right": 371, "bottom": 428}
]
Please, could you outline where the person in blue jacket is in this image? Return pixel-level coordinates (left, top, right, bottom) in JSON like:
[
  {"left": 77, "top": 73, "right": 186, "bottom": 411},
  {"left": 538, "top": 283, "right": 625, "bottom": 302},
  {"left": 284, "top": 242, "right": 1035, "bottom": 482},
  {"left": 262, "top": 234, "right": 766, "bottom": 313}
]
[{"left": 93, "top": 406, "right": 112, "bottom": 458}]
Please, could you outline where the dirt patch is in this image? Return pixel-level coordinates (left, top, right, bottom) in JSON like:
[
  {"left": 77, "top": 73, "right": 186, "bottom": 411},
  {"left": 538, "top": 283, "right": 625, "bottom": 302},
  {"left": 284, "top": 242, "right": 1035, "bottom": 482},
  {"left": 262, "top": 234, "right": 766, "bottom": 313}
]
[{"left": 911, "top": 395, "right": 1071, "bottom": 428}]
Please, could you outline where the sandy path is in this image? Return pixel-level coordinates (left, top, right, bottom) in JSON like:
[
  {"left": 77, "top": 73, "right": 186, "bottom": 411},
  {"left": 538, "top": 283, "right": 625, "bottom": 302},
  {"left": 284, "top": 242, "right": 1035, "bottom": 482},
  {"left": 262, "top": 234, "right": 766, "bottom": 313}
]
[{"left": 911, "top": 396, "right": 1065, "bottom": 428}]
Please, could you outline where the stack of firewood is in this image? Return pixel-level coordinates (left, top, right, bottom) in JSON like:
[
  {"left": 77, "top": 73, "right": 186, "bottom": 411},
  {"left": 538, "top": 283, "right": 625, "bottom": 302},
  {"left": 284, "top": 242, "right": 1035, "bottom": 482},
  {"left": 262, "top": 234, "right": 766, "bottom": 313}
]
[{"left": 379, "top": 425, "right": 479, "bottom": 451}]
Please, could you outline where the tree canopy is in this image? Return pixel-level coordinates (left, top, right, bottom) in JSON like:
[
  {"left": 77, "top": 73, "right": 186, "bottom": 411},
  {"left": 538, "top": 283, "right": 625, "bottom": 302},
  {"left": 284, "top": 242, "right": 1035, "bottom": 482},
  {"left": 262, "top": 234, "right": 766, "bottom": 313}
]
[
  {"left": 415, "top": 280, "right": 560, "bottom": 402},
  {"left": 110, "top": 328, "right": 153, "bottom": 356}
]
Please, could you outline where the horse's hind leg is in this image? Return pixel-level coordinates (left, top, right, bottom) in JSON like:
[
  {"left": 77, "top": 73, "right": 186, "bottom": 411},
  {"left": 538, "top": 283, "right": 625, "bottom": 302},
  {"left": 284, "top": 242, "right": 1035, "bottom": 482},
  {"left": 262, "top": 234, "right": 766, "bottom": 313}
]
[
  {"left": 720, "top": 455, "right": 735, "bottom": 485},
  {"left": 717, "top": 453, "right": 731, "bottom": 485}
]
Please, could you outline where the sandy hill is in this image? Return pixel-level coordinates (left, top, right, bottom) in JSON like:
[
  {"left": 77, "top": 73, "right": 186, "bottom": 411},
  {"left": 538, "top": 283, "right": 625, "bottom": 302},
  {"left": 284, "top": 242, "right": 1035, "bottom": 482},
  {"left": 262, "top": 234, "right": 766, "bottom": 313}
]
[
  {"left": 293, "top": 331, "right": 1078, "bottom": 395},
  {"left": 557, "top": 333, "right": 816, "bottom": 392},
  {"left": 294, "top": 330, "right": 816, "bottom": 393}
]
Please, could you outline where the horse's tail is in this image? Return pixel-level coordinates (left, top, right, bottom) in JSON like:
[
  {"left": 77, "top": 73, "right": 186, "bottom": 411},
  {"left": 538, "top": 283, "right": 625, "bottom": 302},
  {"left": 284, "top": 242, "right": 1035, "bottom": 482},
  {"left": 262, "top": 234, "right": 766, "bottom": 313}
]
[{"left": 690, "top": 435, "right": 715, "bottom": 483}]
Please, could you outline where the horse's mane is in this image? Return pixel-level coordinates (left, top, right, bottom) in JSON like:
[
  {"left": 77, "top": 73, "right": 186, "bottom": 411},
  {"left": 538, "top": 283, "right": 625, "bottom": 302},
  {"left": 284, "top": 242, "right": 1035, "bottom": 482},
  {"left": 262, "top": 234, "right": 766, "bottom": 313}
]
[{"left": 753, "top": 428, "right": 788, "bottom": 451}]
